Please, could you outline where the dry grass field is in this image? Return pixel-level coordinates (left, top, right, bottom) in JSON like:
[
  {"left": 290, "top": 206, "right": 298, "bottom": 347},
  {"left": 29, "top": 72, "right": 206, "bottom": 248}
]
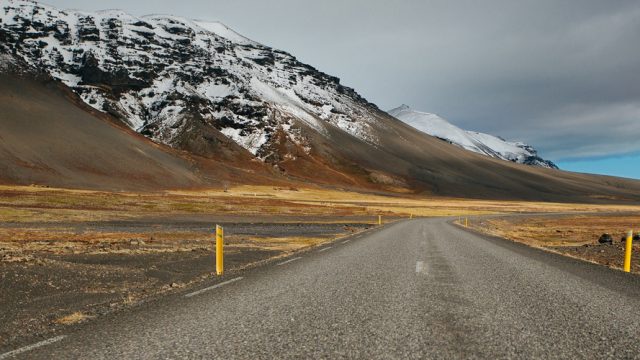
[
  {"left": 465, "top": 214, "right": 640, "bottom": 247},
  {"left": 2, "top": 184, "right": 640, "bottom": 346},
  {"left": 466, "top": 213, "right": 640, "bottom": 273},
  {"left": 2, "top": 183, "right": 640, "bottom": 258},
  {"left": 3, "top": 184, "right": 640, "bottom": 224}
]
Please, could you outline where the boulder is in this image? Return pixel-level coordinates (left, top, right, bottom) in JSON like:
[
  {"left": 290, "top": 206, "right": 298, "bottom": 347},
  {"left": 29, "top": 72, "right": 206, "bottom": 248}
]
[
  {"left": 598, "top": 233, "right": 613, "bottom": 244},
  {"left": 621, "top": 234, "right": 640, "bottom": 242}
]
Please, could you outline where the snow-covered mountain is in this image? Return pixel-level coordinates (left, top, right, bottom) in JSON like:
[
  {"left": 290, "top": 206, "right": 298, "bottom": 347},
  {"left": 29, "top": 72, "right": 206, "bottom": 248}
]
[
  {"left": 0, "top": 0, "right": 380, "bottom": 161},
  {"left": 388, "top": 105, "right": 558, "bottom": 169},
  {"left": 0, "top": 0, "right": 556, "bottom": 171},
  {"left": 4, "top": 1, "right": 640, "bottom": 202}
]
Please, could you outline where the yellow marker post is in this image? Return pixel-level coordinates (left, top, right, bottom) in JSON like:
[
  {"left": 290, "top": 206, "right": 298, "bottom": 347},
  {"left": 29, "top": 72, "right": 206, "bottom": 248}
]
[
  {"left": 216, "top": 225, "right": 224, "bottom": 275},
  {"left": 378, "top": 215, "right": 382, "bottom": 226},
  {"left": 465, "top": 217, "right": 468, "bottom": 227},
  {"left": 624, "top": 230, "right": 633, "bottom": 273},
  {"left": 410, "top": 214, "right": 413, "bottom": 219}
]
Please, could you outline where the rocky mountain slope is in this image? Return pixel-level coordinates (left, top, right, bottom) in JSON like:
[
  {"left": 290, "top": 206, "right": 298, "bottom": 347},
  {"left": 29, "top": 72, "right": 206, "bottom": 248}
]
[
  {"left": 0, "top": 70, "right": 200, "bottom": 190},
  {"left": 388, "top": 105, "right": 558, "bottom": 169},
  {"left": 2, "top": 0, "right": 640, "bottom": 202},
  {"left": 0, "top": 60, "right": 284, "bottom": 190},
  {"left": 0, "top": 0, "right": 379, "bottom": 163}
]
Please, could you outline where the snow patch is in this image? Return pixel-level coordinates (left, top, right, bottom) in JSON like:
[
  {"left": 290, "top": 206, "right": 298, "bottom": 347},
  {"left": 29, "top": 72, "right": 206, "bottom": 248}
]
[
  {"left": 193, "top": 21, "right": 256, "bottom": 45},
  {"left": 220, "top": 127, "right": 268, "bottom": 155},
  {"left": 250, "top": 78, "right": 325, "bottom": 133}
]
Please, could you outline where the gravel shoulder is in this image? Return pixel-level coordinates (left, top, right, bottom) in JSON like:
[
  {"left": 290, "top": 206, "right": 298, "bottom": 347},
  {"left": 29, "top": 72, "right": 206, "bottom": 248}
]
[
  {"left": 461, "top": 212, "right": 640, "bottom": 274},
  {"left": 0, "top": 217, "right": 376, "bottom": 348}
]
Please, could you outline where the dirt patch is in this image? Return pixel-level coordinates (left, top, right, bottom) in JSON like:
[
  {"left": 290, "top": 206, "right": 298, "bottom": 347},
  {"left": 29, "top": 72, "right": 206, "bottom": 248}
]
[{"left": 549, "top": 242, "right": 640, "bottom": 273}]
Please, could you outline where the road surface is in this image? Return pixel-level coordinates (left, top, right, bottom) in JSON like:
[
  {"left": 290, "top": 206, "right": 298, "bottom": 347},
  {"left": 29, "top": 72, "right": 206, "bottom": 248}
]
[{"left": 3, "top": 218, "right": 640, "bottom": 359}]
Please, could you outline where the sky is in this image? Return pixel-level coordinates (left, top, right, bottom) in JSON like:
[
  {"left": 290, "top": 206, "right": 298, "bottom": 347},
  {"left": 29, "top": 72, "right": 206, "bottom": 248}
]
[{"left": 43, "top": 0, "right": 640, "bottom": 179}]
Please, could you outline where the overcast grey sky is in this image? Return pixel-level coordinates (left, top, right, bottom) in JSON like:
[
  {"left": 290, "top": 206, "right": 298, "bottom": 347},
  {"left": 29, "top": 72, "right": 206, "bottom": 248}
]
[{"left": 43, "top": 0, "right": 640, "bottom": 168}]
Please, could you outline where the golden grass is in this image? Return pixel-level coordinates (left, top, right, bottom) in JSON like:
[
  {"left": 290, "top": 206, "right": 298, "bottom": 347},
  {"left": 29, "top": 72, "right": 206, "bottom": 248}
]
[
  {"left": 467, "top": 214, "right": 640, "bottom": 247},
  {"left": 2, "top": 184, "right": 640, "bottom": 258},
  {"left": 0, "top": 226, "right": 353, "bottom": 257},
  {"left": 2, "top": 184, "right": 639, "bottom": 226},
  {"left": 239, "top": 236, "right": 332, "bottom": 252},
  {"left": 53, "top": 312, "right": 89, "bottom": 325},
  {"left": 194, "top": 185, "right": 640, "bottom": 216}
]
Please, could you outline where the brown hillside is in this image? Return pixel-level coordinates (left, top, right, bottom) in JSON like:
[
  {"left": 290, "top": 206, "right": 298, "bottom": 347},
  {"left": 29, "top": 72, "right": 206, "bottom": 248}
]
[{"left": 1, "top": 73, "right": 640, "bottom": 203}]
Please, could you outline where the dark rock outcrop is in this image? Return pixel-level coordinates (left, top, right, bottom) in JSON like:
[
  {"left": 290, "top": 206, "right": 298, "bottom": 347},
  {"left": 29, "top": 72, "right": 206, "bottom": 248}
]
[{"left": 598, "top": 233, "right": 613, "bottom": 244}]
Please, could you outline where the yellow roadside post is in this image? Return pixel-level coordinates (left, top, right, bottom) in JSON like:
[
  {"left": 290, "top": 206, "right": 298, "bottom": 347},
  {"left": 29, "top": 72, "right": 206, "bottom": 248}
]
[
  {"left": 465, "top": 217, "right": 468, "bottom": 227},
  {"left": 410, "top": 213, "right": 413, "bottom": 219},
  {"left": 216, "top": 225, "right": 224, "bottom": 275},
  {"left": 378, "top": 215, "right": 382, "bottom": 226},
  {"left": 624, "top": 230, "right": 633, "bottom": 273}
]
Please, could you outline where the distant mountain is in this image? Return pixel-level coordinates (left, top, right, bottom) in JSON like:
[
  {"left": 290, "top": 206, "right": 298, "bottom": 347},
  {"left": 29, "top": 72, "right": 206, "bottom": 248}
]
[
  {"left": 3, "top": 0, "right": 640, "bottom": 202},
  {"left": 388, "top": 105, "right": 558, "bottom": 169}
]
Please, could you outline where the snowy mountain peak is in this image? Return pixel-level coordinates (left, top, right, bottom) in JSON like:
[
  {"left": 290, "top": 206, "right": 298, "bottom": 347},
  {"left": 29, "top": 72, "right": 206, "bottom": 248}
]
[
  {"left": 0, "top": 0, "right": 380, "bottom": 159},
  {"left": 388, "top": 106, "right": 558, "bottom": 169}
]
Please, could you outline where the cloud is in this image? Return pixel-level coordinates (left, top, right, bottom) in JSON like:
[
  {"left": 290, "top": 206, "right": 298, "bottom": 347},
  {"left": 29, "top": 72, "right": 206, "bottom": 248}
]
[
  {"left": 43, "top": 0, "right": 640, "bottom": 160},
  {"left": 527, "top": 101, "right": 640, "bottom": 159}
]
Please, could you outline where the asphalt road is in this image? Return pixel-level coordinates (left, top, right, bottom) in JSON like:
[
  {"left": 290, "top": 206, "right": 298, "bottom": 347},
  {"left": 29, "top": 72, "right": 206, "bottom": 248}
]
[{"left": 4, "top": 218, "right": 640, "bottom": 359}]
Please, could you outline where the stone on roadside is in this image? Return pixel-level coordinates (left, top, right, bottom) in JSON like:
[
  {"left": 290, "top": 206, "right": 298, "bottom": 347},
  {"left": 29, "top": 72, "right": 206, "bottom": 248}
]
[{"left": 598, "top": 233, "right": 613, "bottom": 244}]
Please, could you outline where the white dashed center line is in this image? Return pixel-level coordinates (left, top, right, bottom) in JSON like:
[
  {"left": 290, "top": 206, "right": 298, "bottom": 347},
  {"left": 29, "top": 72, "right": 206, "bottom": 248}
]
[
  {"left": 184, "top": 277, "right": 243, "bottom": 298},
  {"left": 317, "top": 246, "right": 333, "bottom": 252},
  {"left": 0, "top": 335, "right": 66, "bottom": 359},
  {"left": 277, "top": 257, "right": 302, "bottom": 266},
  {"left": 416, "top": 261, "right": 426, "bottom": 274}
]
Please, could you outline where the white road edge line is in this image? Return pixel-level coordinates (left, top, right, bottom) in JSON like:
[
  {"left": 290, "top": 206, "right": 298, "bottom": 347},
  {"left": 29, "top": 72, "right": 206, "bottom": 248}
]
[
  {"left": 0, "top": 335, "right": 66, "bottom": 359},
  {"left": 277, "top": 257, "right": 302, "bottom": 266},
  {"left": 317, "top": 246, "right": 333, "bottom": 252},
  {"left": 416, "top": 261, "right": 425, "bottom": 274},
  {"left": 184, "top": 277, "right": 243, "bottom": 298},
  {"left": 342, "top": 239, "right": 351, "bottom": 244}
]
